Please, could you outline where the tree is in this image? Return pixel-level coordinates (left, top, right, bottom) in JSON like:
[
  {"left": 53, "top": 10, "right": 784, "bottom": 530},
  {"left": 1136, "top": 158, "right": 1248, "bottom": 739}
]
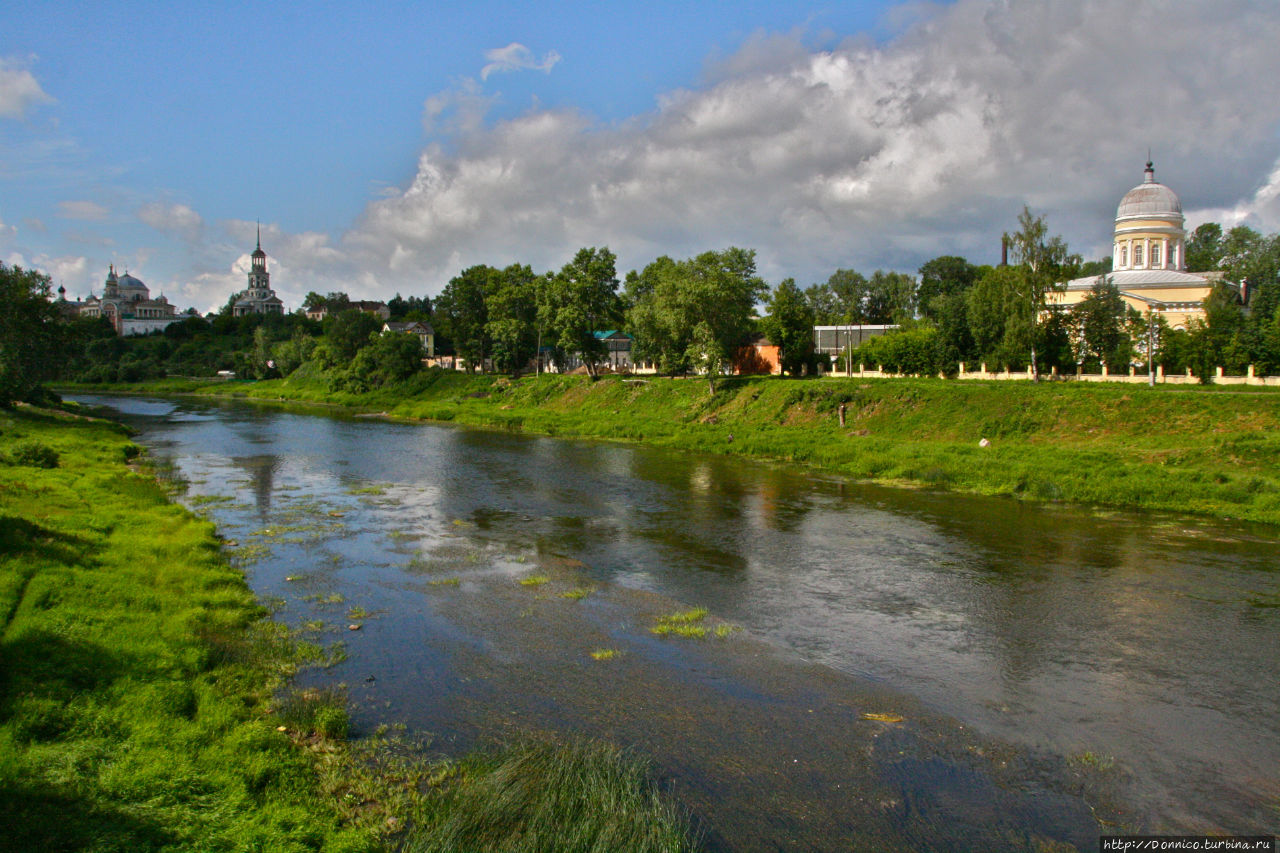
[
  {"left": 0, "top": 263, "right": 64, "bottom": 405},
  {"left": 625, "top": 248, "right": 767, "bottom": 390},
  {"left": 544, "top": 247, "right": 620, "bottom": 377},
  {"left": 826, "top": 268, "right": 869, "bottom": 324},
  {"left": 322, "top": 308, "right": 381, "bottom": 362},
  {"left": 916, "top": 256, "right": 977, "bottom": 320},
  {"left": 626, "top": 256, "right": 693, "bottom": 376},
  {"left": 485, "top": 264, "right": 539, "bottom": 375},
  {"left": 1001, "top": 206, "right": 1081, "bottom": 377},
  {"left": 388, "top": 293, "right": 433, "bottom": 321},
  {"left": 761, "top": 278, "right": 816, "bottom": 375},
  {"left": 340, "top": 328, "right": 424, "bottom": 391},
  {"left": 802, "top": 282, "right": 843, "bottom": 325},
  {"left": 435, "top": 265, "right": 495, "bottom": 371},
  {"left": 1073, "top": 277, "right": 1132, "bottom": 371},
  {"left": 683, "top": 248, "right": 768, "bottom": 392},
  {"left": 864, "top": 270, "right": 916, "bottom": 324},
  {"left": 1185, "top": 223, "right": 1223, "bottom": 272},
  {"left": 966, "top": 266, "right": 1022, "bottom": 366},
  {"left": 270, "top": 330, "right": 317, "bottom": 376}
]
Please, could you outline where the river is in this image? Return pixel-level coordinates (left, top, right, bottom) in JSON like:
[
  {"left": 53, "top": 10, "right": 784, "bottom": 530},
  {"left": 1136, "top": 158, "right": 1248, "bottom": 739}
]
[{"left": 75, "top": 394, "right": 1280, "bottom": 850}]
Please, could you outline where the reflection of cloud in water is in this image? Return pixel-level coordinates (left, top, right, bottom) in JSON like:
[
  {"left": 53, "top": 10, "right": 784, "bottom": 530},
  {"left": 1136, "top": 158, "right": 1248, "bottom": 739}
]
[{"left": 688, "top": 463, "right": 712, "bottom": 494}]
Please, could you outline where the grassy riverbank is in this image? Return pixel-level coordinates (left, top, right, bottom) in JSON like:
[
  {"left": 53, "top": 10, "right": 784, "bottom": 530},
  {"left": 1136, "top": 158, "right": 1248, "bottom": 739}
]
[
  {"left": 63, "top": 370, "right": 1280, "bottom": 526},
  {"left": 0, "top": 404, "right": 694, "bottom": 852}
]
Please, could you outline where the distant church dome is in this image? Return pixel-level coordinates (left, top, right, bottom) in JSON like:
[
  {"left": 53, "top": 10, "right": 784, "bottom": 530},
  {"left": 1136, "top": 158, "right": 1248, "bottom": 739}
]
[{"left": 1116, "top": 161, "right": 1182, "bottom": 220}]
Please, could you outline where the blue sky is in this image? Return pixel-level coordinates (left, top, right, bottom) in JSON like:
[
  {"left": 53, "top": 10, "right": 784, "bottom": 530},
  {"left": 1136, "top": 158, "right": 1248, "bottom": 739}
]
[{"left": 4, "top": 0, "right": 1280, "bottom": 313}]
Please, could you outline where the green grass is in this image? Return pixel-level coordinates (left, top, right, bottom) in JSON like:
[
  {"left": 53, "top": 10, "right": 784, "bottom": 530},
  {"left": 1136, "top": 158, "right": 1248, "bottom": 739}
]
[
  {"left": 518, "top": 575, "right": 550, "bottom": 587},
  {"left": 0, "top": 403, "right": 696, "bottom": 852},
  {"left": 0, "top": 404, "right": 376, "bottom": 851},
  {"left": 66, "top": 370, "right": 1280, "bottom": 525},
  {"left": 652, "top": 607, "right": 711, "bottom": 639},
  {"left": 405, "top": 738, "right": 695, "bottom": 853}
]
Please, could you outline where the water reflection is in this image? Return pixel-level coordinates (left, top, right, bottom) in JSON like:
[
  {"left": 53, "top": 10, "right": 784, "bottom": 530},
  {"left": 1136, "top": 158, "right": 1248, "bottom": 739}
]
[{"left": 75, "top": 394, "right": 1280, "bottom": 838}]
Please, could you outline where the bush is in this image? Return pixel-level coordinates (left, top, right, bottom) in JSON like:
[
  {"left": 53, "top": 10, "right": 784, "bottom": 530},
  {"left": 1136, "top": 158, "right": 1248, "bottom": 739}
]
[{"left": 10, "top": 440, "right": 59, "bottom": 468}]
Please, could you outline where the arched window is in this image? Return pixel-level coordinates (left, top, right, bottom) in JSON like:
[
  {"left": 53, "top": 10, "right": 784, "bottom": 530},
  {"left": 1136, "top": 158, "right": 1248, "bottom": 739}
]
[
  {"left": 1134, "top": 244, "right": 1144, "bottom": 267},
  {"left": 1120, "top": 245, "right": 1128, "bottom": 267},
  {"left": 1151, "top": 244, "right": 1161, "bottom": 267}
]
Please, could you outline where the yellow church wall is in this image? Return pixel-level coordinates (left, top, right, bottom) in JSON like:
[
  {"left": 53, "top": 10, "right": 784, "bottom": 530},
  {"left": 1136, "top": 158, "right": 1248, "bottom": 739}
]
[{"left": 1115, "top": 218, "right": 1179, "bottom": 231}]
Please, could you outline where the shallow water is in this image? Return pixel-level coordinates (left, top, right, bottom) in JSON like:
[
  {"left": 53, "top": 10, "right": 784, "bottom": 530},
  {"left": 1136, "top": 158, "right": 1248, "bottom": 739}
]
[{"left": 77, "top": 394, "right": 1280, "bottom": 848}]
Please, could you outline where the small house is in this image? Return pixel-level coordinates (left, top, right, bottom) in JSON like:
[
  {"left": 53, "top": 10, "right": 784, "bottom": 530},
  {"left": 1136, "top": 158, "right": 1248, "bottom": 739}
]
[{"left": 382, "top": 321, "right": 435, "bottom": 357}]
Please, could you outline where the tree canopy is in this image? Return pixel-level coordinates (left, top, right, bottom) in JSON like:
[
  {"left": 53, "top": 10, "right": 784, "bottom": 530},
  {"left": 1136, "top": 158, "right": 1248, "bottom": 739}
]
[{"left": 0, "top": 263, "right": 64, "bottom": 405}]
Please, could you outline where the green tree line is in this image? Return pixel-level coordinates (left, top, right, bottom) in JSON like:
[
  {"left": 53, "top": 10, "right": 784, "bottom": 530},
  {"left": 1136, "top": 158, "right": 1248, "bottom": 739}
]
[{"left": 7, "top": 208, "right": 1277, "bottom": 408}]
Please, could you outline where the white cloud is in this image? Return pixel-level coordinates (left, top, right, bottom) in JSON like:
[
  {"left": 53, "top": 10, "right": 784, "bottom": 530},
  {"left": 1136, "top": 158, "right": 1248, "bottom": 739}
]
[
  {"left": 37, "top": 253, "right": 88, "bottom": 286},
  {"left": 7, "top": 252, "right": 89, "bottom": 291},
  {"left": 422, "top": 77, "right": 498, "bottom": 135},
  {"left": 58, "top": 200, "right": 109, "bottom": 221},
  {"left": 1186, "top": 158, "right": 1280, "bottom": 235},
  {"left": 0, "top": 57, "right": 53, "bottom": 119},
  {"left": 138, "top": 202, "right": 204, "bottom": 242},
  {"left": 339, "top": 0, "right": 1280, "bottom": 293},
  {"left": 479, "top": 43, "right": 562, "bottom": 80}
]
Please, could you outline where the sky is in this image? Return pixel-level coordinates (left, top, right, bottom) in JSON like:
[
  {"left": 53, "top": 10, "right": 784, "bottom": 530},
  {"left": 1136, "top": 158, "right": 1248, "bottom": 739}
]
[{"left": 4, "top": 0, "right": 1280, "bottom": 315}]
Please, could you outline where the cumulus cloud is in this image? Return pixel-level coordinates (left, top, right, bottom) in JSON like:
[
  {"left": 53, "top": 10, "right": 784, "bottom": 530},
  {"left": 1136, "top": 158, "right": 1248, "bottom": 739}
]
[
  {"left": 58, "top": 200, "right": 109, "bottom": 221},
  {"left": 0, "top": 57, "right": 53, "bottom": 119},
  {"left": 336, "top": 0, "right": 1280, "bottom": 295},
  {"left": 38, "top": 253, "right": 88, "bottom": 286},
  {"left": 1186, "top": 158, "right": 1280, "bottom": 234},
  {"left": 6, "top": 251, "right": 90, "bottom": 292},
  {"left": 138, "top": 202, "right": 204, "bottom": 241},
  {"left": 479, "top": 43, "right": 562, "bottom": 80}
]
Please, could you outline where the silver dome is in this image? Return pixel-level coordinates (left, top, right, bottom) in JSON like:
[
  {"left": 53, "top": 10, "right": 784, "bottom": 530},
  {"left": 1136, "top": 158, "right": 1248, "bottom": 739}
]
[{"left": 1116, "top": 162, "right": 1182, "bottom": 219}]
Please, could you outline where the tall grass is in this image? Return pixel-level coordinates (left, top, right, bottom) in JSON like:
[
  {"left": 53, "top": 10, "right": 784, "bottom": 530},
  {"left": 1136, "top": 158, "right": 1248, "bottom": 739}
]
[{"left": 409, "top": 738, "right": 696, "bottom": 853}]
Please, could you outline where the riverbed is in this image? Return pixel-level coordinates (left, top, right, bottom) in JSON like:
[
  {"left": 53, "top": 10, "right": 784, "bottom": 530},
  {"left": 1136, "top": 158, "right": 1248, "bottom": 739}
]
[{"left": 76, "top": 394, "right": 1280, "bottom": 850}]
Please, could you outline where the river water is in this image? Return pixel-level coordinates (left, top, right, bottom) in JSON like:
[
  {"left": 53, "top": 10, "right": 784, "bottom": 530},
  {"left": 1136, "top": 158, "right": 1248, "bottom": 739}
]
[{"left": 77, "top": 395, "right": 1280, "bottom": 850}]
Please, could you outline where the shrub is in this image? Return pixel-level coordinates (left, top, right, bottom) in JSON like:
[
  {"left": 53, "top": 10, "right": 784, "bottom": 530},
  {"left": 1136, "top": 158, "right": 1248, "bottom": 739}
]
[{"left": 11, "top": 440, "right": 59, "bottom": 468}]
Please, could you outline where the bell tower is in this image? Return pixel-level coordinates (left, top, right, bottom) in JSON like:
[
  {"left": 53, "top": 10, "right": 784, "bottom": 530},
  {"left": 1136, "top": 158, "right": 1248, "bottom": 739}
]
[{"left": 248, "top": 223, "right": 270, "bottom": 297}]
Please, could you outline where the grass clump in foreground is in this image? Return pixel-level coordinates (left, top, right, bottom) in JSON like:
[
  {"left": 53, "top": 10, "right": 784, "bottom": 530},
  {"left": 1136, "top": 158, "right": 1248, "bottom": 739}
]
[
  {"left": 408, "top": 738, "right": 695, "bottom": 853},
  {"left": 0, "top": 404, "right": 697, "bottom": 852}
]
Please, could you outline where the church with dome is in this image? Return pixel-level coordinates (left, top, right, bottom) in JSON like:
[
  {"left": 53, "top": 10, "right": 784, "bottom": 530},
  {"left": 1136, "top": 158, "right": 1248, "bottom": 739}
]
[
  {"left": 1048, "top": 161, "right": 1239, "bottom": 328},
  {"left": 77, "top": 265, "right": 183, "bottom": 336}
]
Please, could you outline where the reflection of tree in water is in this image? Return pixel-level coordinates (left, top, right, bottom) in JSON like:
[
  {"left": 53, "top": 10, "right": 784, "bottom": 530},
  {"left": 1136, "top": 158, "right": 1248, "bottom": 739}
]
[{"left": 231, "top": 455, "right": 280, "bottom": 519}]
